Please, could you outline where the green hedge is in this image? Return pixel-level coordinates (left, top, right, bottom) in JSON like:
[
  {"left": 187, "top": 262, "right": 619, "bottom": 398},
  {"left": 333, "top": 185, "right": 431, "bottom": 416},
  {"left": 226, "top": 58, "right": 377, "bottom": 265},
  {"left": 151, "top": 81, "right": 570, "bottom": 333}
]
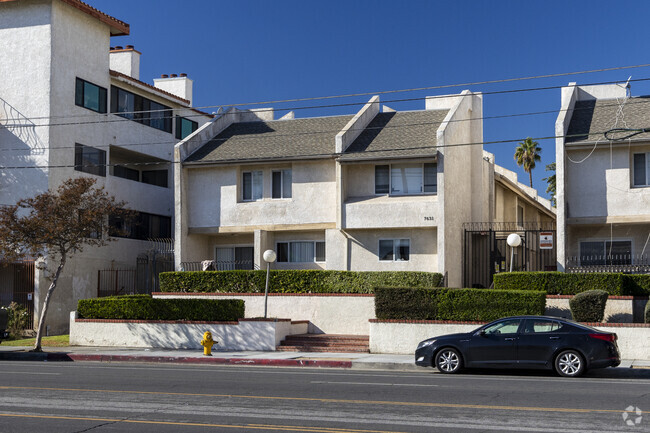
[
  {"left": 493, "top": 272, "right": 650, "bottom": 296},
  {"left": 77, "top": 295, "right": 245, "bottom": 321},
  {"left": 159, "top": 270, "right": 444, "bottom": 294},
  {"left": 375, "top": 287, "right": 546, "bottom": 322},
  {"left": 569, "top": 290, "right": 608, "bottom": 322},
  {"left": 645, "top": 300, "right": 650, "bottom": 324}
]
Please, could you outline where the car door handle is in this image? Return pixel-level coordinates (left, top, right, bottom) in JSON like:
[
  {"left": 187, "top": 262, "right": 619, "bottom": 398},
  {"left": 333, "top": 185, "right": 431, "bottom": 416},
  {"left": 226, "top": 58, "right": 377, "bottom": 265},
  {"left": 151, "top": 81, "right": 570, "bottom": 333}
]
[
  {"left": 505, "top": 337, "right": 516, "bottom": 341},
  {"left": 549, "top": 337, "right": 561, "bottom": 340}
]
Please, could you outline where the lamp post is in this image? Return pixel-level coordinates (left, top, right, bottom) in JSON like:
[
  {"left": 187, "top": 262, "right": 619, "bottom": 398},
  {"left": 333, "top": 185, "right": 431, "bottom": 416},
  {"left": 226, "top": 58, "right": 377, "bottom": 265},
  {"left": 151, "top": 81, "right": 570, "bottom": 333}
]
[
  {"left": 507, "top": 233, "right": 522, "bottom": 272},
  {"left": 262, "top": 249, "right": 277, "bottom": 319}
]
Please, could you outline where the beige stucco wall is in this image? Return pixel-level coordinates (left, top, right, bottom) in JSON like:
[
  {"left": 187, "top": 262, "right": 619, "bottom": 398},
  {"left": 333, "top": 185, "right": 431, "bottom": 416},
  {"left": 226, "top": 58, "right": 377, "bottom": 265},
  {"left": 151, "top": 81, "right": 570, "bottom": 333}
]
[
  {"left": 566, "top": 223, "right": 650, "bottom": 259},
  {"left": 345, "top": 228, "right": 437, "bottom": 272}
]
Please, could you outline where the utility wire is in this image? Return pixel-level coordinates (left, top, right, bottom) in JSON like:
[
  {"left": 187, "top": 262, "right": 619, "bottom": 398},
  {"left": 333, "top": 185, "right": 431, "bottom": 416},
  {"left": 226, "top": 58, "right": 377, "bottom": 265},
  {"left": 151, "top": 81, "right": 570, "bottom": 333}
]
[{"left": 2, "top": 94, "right": 650, "bottom": 155}]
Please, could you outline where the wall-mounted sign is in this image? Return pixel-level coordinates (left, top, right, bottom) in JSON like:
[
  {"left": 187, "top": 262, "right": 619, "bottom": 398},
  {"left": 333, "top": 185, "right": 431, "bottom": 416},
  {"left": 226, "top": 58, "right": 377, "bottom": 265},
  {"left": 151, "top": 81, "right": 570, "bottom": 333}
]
[{"left": 540, "top": 232, "right": 553, "bottom": 249}]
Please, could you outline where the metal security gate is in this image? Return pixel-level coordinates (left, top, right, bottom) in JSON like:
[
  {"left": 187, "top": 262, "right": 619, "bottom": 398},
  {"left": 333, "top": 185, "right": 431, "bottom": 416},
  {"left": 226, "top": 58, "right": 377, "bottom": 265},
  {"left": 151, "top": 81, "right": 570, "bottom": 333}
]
[
  {"left": 463, "top": 222, "right": 557, "bottom": 288},
  {"left": 0, "top": 261, "right": 35, "bottom": 329},
  {"left": 135, "top": 238, "right": 175, "bottom": 294},
  {"left": 97, "top": 269, "right": 137, "bottom": 297}
]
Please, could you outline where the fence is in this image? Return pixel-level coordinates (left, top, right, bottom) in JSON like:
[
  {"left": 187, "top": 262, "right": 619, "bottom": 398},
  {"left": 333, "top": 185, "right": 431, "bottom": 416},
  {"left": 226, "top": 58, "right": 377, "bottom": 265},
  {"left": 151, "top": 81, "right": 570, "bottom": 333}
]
[
  {"left": 0, "top": 260, "right": 36, "bottom": 329},
  {"left": 566, "top": 255, "right": 650, "bottom": 274},
  {"left": 180, "top": 260, "right": 258, "bottom": 271},
  {"left": 97, "top": 269, "right": 137, "bottom": 297}
]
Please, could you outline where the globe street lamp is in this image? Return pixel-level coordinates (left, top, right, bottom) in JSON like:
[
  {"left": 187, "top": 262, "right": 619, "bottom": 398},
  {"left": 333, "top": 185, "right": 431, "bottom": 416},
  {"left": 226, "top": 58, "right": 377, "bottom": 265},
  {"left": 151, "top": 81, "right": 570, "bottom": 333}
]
[
  {"left": 263, "top": 249, "right": 277, "bottom": 319},
  {"left": 507, "top": 233, "right": 522, "bottom": 272}
]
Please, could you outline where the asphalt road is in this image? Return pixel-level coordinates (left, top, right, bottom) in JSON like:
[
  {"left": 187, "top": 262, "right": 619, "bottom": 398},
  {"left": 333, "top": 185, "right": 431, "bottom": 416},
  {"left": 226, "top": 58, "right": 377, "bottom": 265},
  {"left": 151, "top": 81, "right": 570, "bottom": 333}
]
[{"left": 0, "top": 361, "right": 648, "bottom": 432}]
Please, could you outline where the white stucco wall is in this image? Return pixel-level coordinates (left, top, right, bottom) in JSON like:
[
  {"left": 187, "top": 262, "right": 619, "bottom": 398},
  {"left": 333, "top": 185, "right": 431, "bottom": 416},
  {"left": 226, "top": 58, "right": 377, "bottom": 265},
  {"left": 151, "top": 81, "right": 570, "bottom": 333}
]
[
  {"left": 155, "top": 294, "right": 376, "bottom": 335},
  {"left": 370, "top": 321, "right": 650, "bottom": 359},
  {"left": 186, "top": 160, "right": 337, "bottom": 230}
]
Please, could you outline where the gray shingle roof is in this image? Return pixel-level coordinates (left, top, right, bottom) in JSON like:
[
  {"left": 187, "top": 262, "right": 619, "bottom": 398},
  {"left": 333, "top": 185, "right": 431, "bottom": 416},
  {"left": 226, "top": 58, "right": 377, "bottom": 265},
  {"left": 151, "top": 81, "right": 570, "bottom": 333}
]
[
  {"left": 566, "top": 97, "right": 650, "bottom": 143},
  {"left": 185, "top": 115, "right": 353, "bottom": 163},
  {"left": 185, "top": 109, "right": 448, "bottom": 164},
  {"left": 339, "top": 110, "right": 446, "bottom": 161}
]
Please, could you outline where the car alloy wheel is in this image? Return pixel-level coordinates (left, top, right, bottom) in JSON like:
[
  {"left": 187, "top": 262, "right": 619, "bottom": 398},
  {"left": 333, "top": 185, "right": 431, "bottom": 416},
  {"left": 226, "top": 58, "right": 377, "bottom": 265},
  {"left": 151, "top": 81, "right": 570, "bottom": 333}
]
[
  {"left": 555, "top": 350, "right": 584, "bottom": 377},
  {"left": 436, "top": 348, "right": 461, "bottom": 373}
]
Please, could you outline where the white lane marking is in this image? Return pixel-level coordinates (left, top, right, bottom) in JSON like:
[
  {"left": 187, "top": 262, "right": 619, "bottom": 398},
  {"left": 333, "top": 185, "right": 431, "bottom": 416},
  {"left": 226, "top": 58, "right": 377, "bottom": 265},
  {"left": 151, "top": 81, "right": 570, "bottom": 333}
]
[
  {"left": 311, "top": 381, "right": 438, "bottom": 387},
  {"left": 0, "top": 372, "right": 60, "bottom": 376}
]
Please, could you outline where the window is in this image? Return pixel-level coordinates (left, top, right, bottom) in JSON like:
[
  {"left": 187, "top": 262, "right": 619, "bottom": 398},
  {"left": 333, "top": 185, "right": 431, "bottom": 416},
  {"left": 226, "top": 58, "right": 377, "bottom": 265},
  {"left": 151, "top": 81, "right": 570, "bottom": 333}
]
[
  {"left": 379, "top": 239, "right": 410, "bottom": 261},
  {"left": 175, "top": 116, "right": 198, "bottom": 140},
  {"left": 75, "top": 78, "right": 107, "bottom": 113},
  {"left": 142, "top": 169, "right": 168, "bottom": 188},
  {"left": 276, "top": 241, "right": 326, "bottom": 263},
  {"left": 242, "top": 171, "right": 263, "bottom": 201},
  {"left": 109, "top": 211, "right": 172, "bottom": 240},
  {"left": 215, "top": 246, "right": 254, "bottom": 270},
  {"left": 110, "top": 86, "right": 172, "bottom": 133},
  {"left": 579, "top": 240, "right": 632, "bottom": 265},
  {"left": 633, "top": 152, "right": 650, "bottom": 186},
  {"left": 375, "top": 163, "right": 436, "bottom": 195},
  {"left": 523, "top": 320, "right": 561, "bottom": 334},
  {"left": 517, "top": 205, "right": 524, "bottom": 227},
  {"left": 272, "top": 169, "right": 292, "bottom": 199},
  {"left": 483, "top": 319, "right": 521, "bottom": 335},
  {"left": 113, "top": 165, "right": 139, "bottom": 182},
  {"left": 75, "top": 143, "right": 106, "bottom": 177}
]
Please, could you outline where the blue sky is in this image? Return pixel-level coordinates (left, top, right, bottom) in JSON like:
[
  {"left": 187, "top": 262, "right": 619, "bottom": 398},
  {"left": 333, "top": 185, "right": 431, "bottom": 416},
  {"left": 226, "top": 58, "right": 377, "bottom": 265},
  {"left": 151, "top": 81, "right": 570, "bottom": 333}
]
[{"left": 93, "top": 0, "right": 650, "bottom": 199}]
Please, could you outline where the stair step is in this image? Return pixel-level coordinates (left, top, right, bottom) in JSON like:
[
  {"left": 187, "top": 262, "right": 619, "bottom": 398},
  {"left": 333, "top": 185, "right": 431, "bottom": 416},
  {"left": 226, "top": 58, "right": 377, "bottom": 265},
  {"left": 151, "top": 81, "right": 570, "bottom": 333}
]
[
  {"left": 277, "top": 334, "right": 370, "bottom": 353},
  {"left": 279, "top": 340, "right": 366, "bottom": 347},
  {"left": 276, "top": 345, "right": 369, "bottom": 353}
]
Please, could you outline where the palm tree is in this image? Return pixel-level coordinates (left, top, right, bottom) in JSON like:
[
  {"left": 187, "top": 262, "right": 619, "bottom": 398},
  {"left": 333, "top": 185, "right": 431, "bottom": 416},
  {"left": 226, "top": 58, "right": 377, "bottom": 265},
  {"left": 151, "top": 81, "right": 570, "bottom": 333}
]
[
  {"left": 542, "top": 162, "right": 556, "bottom": 207},
  {"left": 514, "top": 137, "right": 542, "bottom": 188}
]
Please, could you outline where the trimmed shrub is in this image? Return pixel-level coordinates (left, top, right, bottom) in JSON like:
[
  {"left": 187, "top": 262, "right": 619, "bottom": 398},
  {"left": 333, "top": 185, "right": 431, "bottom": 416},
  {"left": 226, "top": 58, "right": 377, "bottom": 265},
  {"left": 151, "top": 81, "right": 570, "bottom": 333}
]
[
  {"left": 493, "top": 272, "right": 650, "bottom": 296},
  {"left": 159, "top": 270, "right": 444, "bottom": 294},
  {"left": 375, "top": 287, "right": 546, "bottom": 321},
  {"left": 569, "top": 290, "right": 608, "bottom": 322},
  {"left": 77, "top": 295, "right": 244, "bottom": 321},
  {"left": 645, "top": 300, "right": 650, "bottom": 324}
]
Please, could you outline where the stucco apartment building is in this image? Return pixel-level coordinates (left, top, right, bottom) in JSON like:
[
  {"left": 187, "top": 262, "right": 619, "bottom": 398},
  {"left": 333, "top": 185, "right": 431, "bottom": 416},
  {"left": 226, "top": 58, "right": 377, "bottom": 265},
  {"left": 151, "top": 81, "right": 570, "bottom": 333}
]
[
  {"left": 175, "top": 92, "right": 555, "bottom": 288},
  {"left": 556, "top": 82, "right": 650, "bottom": 270},
  {"left": 0, "top": 0, "right": 211, "bottom": 332}
]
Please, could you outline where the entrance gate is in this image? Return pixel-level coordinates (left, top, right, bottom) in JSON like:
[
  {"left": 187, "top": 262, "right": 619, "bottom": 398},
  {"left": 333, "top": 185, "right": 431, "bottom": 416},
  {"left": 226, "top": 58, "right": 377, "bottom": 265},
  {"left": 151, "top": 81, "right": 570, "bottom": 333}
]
[{"left": 463, "top": 222, "right": 557, "bottom": 289}]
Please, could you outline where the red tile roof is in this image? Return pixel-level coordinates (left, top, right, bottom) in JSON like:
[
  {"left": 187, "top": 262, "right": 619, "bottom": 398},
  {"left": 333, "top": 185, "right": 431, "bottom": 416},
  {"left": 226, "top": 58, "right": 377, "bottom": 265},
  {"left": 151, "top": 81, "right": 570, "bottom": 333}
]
[
  {"left": 0, "top": 0, "right": 130, "bottom": 36},
  {"left": 110, "top": 69, "right": 190, "bottom": 105}
]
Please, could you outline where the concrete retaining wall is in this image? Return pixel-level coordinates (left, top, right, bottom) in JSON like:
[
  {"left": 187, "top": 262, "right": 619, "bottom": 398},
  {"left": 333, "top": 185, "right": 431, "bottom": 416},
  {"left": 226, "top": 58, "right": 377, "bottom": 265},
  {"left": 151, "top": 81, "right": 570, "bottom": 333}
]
[
  {"left": 69, "top": 312, "right": 308, "bottom": 350},
  {"left": 369, "top": 320, "right": 650, "bottom": 360},
  {"left": 153, "top": 293, "right": 376, "bottom": 335}
]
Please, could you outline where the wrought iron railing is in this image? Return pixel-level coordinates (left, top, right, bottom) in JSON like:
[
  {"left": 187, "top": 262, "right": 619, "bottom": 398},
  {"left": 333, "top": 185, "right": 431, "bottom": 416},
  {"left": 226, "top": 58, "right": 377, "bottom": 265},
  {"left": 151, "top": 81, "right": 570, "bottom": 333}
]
[
  {"left": 566, "top": 255, "right": 650, "bottom": 274},
  {"left": 180, "top": 260, "right": 259, "bottom": 271}
]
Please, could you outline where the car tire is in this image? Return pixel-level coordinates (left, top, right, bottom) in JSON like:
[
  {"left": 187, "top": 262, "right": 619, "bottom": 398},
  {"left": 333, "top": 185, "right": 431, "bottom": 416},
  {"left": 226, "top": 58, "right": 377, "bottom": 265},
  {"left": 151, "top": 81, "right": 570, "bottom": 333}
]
[
  {"left": 435, "top": 348, "right": 462, "bottom": 374},
  {"left": 554, "top": 350, "right": 585, "bottom": 377}
]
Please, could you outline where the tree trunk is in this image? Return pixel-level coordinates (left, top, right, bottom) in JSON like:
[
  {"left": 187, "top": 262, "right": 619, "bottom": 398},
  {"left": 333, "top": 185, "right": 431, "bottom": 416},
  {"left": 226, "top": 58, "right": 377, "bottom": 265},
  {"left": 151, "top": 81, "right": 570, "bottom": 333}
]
[
  {"left": 32, "top": 256, "right": 66, "bottom": 352},
  {"left": 529, "top": 170, "right": 533, "bottom": 188}
]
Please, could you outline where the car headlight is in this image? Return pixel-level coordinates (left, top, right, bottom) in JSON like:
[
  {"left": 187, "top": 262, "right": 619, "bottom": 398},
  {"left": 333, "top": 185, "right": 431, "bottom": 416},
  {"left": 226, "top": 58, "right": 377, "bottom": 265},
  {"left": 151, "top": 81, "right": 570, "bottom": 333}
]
[{"left": 417, "top": 339, "right": 436, "bottom": 349}]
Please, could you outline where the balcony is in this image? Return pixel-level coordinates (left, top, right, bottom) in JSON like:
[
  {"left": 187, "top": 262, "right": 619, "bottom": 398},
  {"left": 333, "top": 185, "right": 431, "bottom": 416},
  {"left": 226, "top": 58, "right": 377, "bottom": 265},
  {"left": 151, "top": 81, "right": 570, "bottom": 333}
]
[{"left": 343, "top": 195, "right": 439, "bottom": 229}]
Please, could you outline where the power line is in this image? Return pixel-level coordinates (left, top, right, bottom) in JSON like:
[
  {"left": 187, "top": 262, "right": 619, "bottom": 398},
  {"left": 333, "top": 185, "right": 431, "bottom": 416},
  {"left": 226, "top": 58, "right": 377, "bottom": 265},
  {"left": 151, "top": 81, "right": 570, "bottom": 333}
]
[
  {"left": 5, "top": 64, "right": 650, "bottom": 124},
  {"left": 0, "top": 128, "right": 618, "bottom": 170},
  {"left": 2, "top": 92, "right": 650, "bottom": 155}
]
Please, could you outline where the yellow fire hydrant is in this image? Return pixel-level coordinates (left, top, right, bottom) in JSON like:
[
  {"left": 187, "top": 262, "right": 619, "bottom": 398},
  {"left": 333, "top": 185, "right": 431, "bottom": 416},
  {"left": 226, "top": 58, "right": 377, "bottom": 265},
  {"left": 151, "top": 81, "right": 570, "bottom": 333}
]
[{"left": 200, "top": 331, "right": 217, "bottom": 356}]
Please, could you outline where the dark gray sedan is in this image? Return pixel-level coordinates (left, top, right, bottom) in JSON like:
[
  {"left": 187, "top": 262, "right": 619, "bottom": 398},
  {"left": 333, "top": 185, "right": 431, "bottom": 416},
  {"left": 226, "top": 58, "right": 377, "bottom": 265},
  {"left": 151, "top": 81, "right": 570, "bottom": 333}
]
[{"left": 415, "top": 316, "right": 620, "bottom": 377}]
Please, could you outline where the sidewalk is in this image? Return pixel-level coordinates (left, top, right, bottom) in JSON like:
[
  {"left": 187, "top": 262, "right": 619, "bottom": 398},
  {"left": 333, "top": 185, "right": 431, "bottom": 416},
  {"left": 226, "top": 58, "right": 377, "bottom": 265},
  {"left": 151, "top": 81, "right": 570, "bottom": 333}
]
[{"left": 1, "top": 345, "right": 649, "bottom": 371}]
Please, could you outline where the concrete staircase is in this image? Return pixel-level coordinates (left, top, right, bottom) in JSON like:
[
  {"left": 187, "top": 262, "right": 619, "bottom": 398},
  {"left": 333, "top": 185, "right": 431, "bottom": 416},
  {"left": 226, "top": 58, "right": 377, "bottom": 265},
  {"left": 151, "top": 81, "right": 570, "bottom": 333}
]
[{"left": 276, "top": 334, "right": 369, "bottom": 353}]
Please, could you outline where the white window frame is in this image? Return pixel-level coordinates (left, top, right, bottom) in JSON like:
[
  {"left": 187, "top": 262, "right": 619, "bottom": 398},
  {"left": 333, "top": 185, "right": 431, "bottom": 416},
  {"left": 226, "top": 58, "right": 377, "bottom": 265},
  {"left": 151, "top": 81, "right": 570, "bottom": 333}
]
[
  {"left": 578, "top": 238, "right": 633, "bottom": 266},
  {"left": 632, "top": 152, "right": 650, "bottom": 187},
  {"left": 271, "top": 169, "right": 292, "bottom": 199},
  {"left": 374, "top": 163, "right": 437, "bottom": 196},
  {"left": 242, "top": 170, "right": 263, "bottom": 201},
  {"left": 378, "top": 238, "right": 411, "bottom": 262},
  {"left": 276, "top": 240, "right": 326, "bottom": 263}
]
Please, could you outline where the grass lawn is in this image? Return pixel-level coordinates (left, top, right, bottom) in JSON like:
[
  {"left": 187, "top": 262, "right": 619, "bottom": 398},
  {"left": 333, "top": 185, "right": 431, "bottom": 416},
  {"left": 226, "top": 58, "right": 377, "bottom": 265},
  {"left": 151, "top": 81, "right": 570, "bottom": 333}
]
[{"left": 1, "top": 335, "right": 69, "bottom": 347}]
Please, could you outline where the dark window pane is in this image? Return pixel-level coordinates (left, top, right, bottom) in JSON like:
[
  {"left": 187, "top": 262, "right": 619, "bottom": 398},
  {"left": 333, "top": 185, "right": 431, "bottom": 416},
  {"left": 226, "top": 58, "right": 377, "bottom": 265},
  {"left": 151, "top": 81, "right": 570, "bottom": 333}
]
[
  {"left": 375, "top": 165, "right": 389, "bottom": 194},
  {"left": 605, "top": 241, "right": 632, "bottom": 265},
  {"left": 277, "top": 243, "right": 288, "bottom": 262},
  {"left": 379, "top": 240, "right": 394, "bottom": 261},
  {"left": 176, "top": 117, "right": 198, "bottom": 139},
  {"left": 74, "top": 143, "right": 106, "bottom": 177},
  {"left": 242, "top": 172, "right": 252, "bottom": 201},
  {"left": 315, "top": 242, "right": 326, "bottom": 262},
  {"left": 283, "top": 169, "right": 292, "bottom": 198},
  {"left": 424, "top": 163, "right": 437, "bottom": 193},
  {"left": 142, "top": 169, "right": 168, "bottom": 188},
  {"left": 76, "top": 78, "right": 107, "bottom": 113},
  {"left": 272, "top": 171, "right": 282, "bottom": 198},
  {"left": 75, "top": 78, "right": 84, "bottom": 107},
  {"left": 580, "top": 241, "right": 605, "bottom": 265},
  {"left": 396, "top": 239, "right": 410, "bottom": 261},
  {"left": 113, "top": 165, "right": 139, "bottom": 181},
  {"left": 84, "top": 81, "right": 100, "bottom": 112},
  {"left": 634, "top": 153, "right": 646, "bottom": 186}
]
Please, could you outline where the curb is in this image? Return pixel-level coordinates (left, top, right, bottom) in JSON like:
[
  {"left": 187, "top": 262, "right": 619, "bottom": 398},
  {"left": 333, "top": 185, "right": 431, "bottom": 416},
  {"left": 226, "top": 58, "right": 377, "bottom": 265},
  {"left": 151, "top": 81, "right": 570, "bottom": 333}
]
[{"left": 0, "top": 351, "right": 353, "bottom": 368}]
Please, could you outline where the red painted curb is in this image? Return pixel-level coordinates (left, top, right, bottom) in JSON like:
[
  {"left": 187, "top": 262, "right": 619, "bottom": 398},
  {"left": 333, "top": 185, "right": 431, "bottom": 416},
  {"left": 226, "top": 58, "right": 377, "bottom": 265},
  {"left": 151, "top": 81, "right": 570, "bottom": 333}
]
[{"left": 64, "top": 353, "right": 353, "bottom": 368}]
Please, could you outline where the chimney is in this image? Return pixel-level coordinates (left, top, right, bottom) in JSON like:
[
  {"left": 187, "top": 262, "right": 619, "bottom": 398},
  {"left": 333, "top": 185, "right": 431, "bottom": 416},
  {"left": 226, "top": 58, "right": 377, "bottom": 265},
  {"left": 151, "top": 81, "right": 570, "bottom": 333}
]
[
  {"left": 110, "top": 45, "right": 141, "bottom": 80},
  {"left": 153, "top": 73, "right": 194, "bottom": 105}
]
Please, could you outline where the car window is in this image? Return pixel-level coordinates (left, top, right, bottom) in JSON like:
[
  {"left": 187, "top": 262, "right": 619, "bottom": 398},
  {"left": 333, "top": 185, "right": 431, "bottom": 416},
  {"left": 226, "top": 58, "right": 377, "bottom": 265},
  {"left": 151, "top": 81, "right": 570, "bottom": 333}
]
[
  {"left": 483, "top": 319, "right": 521, "bottom": 335},
  {"left": 523, "top": 320, "right": 561, "bottom": 334}
]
